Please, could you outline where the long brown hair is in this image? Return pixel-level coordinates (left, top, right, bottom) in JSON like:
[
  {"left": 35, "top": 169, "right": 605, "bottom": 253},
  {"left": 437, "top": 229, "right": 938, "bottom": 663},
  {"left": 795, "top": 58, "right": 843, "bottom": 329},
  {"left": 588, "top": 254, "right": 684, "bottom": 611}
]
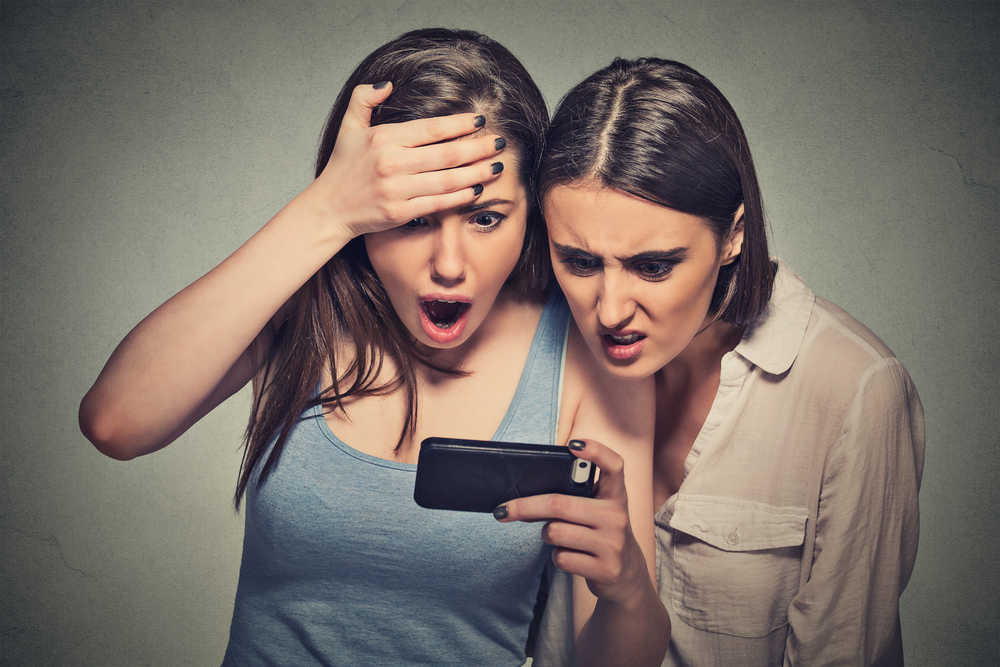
[
  {"left": 539, "top": 57, "right": 773, "bottom": 327},
  {"left": 235, "top": 28, "right": 551, "bottom": 506}
]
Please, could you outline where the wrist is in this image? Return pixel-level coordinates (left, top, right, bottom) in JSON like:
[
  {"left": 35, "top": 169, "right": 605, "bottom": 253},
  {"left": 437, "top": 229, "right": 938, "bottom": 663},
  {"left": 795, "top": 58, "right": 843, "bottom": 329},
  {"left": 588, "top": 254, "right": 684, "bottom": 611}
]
[
  {"left": 597, "top": 552, "right": 659, "bottom": 611},
  {"left": 603, "top": 576, "right": 657, "bottom": 613},
  {"left": 294, "top": 180, "right": 358, "bottom": 252}
]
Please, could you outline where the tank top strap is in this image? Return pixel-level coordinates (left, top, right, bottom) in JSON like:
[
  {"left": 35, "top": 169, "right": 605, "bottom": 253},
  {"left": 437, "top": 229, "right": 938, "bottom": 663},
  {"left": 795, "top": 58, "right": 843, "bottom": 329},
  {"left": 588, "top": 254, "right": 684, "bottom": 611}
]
[{"left": 493, "top": 289, "right": 570, "bottom": 445}]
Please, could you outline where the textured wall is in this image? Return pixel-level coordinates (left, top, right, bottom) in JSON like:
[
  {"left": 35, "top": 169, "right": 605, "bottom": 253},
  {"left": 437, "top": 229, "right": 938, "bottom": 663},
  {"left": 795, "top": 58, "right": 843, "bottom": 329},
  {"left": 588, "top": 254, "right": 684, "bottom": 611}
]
[{"left": 2, "top": 1, "right": 997, "bottom": 665}]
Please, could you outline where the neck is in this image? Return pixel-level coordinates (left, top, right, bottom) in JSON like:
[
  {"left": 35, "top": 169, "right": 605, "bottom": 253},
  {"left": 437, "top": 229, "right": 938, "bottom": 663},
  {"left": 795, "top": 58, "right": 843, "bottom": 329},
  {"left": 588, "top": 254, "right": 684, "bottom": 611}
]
[
  {"left": 416, "top": 288, "right": 518, "bottom": 376},
  {"left": 664, "top": 318, "right": 742, "bottom": 380}
]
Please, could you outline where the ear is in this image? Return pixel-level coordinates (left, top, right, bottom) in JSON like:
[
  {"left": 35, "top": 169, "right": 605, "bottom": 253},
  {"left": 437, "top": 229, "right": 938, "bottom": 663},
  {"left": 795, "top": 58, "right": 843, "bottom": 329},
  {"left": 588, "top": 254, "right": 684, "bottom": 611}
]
[{"left": 720, "top": 203, "right": 745, "bottom": 266}]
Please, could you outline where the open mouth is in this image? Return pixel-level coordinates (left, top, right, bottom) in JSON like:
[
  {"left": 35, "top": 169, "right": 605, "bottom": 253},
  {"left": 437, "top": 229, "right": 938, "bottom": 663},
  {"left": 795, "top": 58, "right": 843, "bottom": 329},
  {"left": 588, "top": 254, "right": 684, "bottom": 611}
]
[
  {"left": 601, "top": 332, "right": 647, "bottom": 362},
  {"left": 421, "top": 299, "right": 471, "bottom": 329},
  {"left": 605, "top": 333, "right": 645, "bottom": 345},
  {"left": 418, "top": 298, "right": 473, "bottom": 344}
]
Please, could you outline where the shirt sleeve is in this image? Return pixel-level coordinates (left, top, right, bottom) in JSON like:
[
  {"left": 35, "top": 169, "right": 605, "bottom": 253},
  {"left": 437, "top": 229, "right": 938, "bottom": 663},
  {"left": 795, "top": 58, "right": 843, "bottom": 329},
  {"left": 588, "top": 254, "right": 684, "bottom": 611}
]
[{"left": 784, "top": 357, "right": 925, "bottom": 666}]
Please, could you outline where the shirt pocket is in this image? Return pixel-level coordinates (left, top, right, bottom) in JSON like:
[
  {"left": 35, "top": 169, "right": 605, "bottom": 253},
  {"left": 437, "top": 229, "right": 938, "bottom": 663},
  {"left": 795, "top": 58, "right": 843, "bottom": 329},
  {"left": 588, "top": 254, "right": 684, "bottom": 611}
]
[{"left": 667, "top": 493, "right": 807, "bottom": 638}]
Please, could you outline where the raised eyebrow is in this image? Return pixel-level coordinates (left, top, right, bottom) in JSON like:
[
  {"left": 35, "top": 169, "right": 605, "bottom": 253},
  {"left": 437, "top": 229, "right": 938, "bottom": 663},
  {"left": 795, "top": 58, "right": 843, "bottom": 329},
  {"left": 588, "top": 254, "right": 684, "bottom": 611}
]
[{"left": 456, "top": 198, "right": 514, "bottom": 214}]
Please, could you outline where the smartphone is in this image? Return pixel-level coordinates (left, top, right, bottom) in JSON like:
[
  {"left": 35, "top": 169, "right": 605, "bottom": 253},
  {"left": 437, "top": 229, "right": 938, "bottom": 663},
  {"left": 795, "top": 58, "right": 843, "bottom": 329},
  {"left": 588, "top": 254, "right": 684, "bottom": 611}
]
[{"left": 413, "top": 436, "right": 598, "bottom": 512}]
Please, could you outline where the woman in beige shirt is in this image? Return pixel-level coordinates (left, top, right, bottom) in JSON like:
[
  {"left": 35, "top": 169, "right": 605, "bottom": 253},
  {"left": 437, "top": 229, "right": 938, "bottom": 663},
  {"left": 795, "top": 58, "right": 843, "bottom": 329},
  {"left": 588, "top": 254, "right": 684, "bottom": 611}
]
[{"left": 523, "top": 58, "right": 924, "bottom": 665}]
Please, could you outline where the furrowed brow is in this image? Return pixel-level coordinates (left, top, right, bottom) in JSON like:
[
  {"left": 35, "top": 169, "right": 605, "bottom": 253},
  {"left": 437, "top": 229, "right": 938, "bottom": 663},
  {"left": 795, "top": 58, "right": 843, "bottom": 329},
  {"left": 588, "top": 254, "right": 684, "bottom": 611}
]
[
  {"left": 616, "top": 248, "right": 688, "bottom": 263},
  {"left": 552, "top": 242, "right": 593, "bottom": 256}
]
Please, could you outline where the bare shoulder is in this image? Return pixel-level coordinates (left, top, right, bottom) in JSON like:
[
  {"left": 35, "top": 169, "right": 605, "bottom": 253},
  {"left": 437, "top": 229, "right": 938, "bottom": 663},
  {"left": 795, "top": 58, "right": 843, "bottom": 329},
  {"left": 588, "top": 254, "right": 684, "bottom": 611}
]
[
  {"left": 557, "top": 319, "right": 655, "bottom": 451},
  {"left": 493, "top": 289, "right": 547, "bottom": 330}
]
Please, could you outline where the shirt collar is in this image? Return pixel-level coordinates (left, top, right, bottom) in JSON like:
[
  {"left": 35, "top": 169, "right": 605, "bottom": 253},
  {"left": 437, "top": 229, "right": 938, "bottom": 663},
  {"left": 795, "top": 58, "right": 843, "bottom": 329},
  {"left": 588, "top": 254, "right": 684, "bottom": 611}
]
[{"left": 733, "top": 260, "right": 815, "bottom": 375}]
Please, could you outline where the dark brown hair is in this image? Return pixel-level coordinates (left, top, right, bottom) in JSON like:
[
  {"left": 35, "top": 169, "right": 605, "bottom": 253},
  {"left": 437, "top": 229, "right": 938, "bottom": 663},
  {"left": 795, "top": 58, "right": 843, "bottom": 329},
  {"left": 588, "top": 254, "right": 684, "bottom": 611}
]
[
  {"left": 235, "top": 28, "right": 550, "bottom": 506},
  {"left": 538, "top": 57, "right": 773, "bottom": 326}
]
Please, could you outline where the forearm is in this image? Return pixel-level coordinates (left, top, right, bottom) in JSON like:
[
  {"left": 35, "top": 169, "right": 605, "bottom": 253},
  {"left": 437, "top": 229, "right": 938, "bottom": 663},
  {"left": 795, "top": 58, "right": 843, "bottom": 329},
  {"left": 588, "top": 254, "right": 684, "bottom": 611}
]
[
  {"left": 79, "top": 184, "right": 353, "bottom": 458},
  {"left": 574, "top": 579, "right": 669, "bottom": 667}
]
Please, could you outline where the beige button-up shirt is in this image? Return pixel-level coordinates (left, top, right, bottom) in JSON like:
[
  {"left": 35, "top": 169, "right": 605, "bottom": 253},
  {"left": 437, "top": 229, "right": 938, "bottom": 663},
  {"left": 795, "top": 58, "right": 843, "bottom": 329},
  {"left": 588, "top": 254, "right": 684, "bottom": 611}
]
[{"left": 534, "top": 263, "right": 925, "bottom": 666}]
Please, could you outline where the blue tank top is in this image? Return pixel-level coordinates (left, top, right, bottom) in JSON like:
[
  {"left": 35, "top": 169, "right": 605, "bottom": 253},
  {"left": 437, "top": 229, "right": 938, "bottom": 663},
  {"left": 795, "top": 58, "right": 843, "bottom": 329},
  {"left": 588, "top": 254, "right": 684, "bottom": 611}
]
[{"left": 223, "top": 292, "right": 570, "bottom": 666}]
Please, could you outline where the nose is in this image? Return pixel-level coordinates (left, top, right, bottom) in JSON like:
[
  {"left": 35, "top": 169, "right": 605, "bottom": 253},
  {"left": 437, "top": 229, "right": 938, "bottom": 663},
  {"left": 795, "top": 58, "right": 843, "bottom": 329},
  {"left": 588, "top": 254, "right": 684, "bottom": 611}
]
[
  {"left": 430, "top": 224, "right": 466, "bottom": 287},
  {"left": 595, "top": 270, "right": 636, "bottom": 330}
]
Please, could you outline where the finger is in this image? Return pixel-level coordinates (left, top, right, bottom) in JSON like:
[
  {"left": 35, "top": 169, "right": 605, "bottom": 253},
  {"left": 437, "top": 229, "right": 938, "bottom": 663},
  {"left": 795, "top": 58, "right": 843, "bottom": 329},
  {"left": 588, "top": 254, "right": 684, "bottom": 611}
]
[
  {"left": 393, "top": 185, "right": 485, "bottom": 223},
  {"left": 542, "top": 520, "right": 604, "bottom": 556},
  {"left": 551, "top": 548, "right": 611, "bottom": 581},
  {"left": 566, "top": 438, "right": 626, "bottom": 502},
  {"left": 495, "top": 491, "right": 617, "bottom": 527},
  {"left": 343, "top": 82, "right": 394, "bottom": 128},
  {"left": 402, "top": 157, "right": 504, "bottom": 199},
  {"left": 399, "top": 134, "right": 507, "bottom": 174},
  {"left": 381, "top": 112, "right": 486, "bottom": 148}
]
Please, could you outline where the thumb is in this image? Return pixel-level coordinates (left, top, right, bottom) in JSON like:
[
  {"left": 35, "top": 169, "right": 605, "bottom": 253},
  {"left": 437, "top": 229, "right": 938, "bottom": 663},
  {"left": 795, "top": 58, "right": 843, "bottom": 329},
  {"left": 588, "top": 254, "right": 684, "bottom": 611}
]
[{"left": 343, "top": 81, "right": 394, "bottom": 128}]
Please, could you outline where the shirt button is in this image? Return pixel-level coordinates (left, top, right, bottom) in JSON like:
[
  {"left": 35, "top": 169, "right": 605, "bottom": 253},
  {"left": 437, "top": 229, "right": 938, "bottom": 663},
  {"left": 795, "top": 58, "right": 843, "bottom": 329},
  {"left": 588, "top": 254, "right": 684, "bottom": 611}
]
[{"left": 726, "top": 528, "right": 740, "bottom": 546}]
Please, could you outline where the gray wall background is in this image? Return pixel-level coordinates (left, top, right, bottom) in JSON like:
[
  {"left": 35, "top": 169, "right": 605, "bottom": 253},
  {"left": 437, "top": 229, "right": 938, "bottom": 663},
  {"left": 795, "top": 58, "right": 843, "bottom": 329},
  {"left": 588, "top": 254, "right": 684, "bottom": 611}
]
[{"left": 2, "top": 1, "right": 997, "bottom": 664}]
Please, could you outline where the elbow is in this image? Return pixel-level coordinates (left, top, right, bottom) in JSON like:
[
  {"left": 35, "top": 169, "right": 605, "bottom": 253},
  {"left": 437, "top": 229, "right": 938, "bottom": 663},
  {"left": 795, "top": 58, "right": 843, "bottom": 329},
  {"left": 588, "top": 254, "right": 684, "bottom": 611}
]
[{"left": 78, "top": 391, "right": 139, "bottom": 460}]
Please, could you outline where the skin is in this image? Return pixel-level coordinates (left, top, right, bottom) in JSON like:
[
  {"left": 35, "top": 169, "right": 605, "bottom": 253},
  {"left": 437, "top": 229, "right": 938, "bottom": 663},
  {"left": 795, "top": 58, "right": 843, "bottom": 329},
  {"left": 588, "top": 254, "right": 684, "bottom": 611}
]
[
  {"left": 544, "top": 182, "right": 743, "bottom": 381},
  {"left": 364, "top": 146, "right": 527, "bottom": 358},
  {"left": 544, "top": 182, "right": 745, "bottom": 513},
  {"left": 78, "top": 82, "right": 504, "bottom": 458},
  {"left": 81, "top": 83, "right": 669, "bottom": 665},
  {"left": 326, "top": 108, "right": 668, "bottom": 665}
]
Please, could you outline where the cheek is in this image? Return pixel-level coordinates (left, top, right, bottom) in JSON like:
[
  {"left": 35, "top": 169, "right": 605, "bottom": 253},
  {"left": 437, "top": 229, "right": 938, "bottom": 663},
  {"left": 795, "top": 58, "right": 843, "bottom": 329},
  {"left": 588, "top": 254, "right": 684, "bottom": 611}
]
[
  {"left": 665, "top": 269, "right": 717, "bottom": 316},
  {"left": 481, "top": 224, "right": 527, "bottom": 284},
  {"left": 364, "top": 235, "right": 421, "bottom": 296},
  {"left": 648, "top": 266, "right": 721, "bottom": 343},
  {"left": 553, "top": 272, "right": 596, "bottom": 321}
]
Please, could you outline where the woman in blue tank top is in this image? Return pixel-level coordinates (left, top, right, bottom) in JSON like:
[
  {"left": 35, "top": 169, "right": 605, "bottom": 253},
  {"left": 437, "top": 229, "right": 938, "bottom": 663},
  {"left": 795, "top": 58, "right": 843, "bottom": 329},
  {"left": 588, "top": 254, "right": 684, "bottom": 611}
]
[{"left": 80, "top": 29, "right": 669, "bottom": 665}]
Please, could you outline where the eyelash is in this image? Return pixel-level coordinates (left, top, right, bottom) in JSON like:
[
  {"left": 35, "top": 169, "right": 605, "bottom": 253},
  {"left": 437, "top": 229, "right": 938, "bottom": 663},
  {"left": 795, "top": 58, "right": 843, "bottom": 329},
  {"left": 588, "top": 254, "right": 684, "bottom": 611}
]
[
  {"left": 401, "top": 212, "right": 506, "bottom": 233},
  {"left": 401, "top": 218, "right": 428, "bottom": 231},
  {"left": 633, "top": 261, "right": 675, "bottom": 281},
  {"left": 559, "top": 256, "right": 677, "bottom": 281},
  {"left": 560, "top": 256, "right": 601, "bottom": 276},
  {"left": 470, "top": 211, "right": 505, "bottom": 232}
]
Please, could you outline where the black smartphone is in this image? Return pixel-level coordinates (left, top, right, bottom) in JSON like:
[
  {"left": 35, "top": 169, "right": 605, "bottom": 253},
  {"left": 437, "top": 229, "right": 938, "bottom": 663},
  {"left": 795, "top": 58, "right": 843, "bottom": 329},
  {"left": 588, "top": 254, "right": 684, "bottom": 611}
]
[{"left": 413, "top": 436, "right": 598, "bottom": 512}]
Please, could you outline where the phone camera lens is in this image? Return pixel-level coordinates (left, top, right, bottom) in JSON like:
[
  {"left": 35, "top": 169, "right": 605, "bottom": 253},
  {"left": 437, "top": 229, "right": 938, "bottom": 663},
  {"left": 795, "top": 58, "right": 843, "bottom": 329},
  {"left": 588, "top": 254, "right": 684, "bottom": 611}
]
[{"left": 578, "top": 461, "right": 587, "bottom": 468}]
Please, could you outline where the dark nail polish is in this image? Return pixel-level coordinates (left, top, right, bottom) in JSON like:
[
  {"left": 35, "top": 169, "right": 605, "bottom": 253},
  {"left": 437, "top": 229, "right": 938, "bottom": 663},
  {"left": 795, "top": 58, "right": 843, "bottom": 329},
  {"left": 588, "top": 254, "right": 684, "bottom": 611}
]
[
  {"left": 493, "top": 505, "right": 508, "bottom": 520},
  {"left": 491, "top": 161, "right": 504, "bottom": 175},
  {"left": 494, "top": 137, "right": 506, "bottom": 150},
  {"left": 473, "top": 114, "right": 486, "bottom": 128},
  {"left": 568, "top": 439, "right": 586, "bottom": 451},
  {"left": 472, "top": 183, "right": 484, "bottom": 196},
  {"left": 373, "top": 80, "right": 389, "bottom": 89}
]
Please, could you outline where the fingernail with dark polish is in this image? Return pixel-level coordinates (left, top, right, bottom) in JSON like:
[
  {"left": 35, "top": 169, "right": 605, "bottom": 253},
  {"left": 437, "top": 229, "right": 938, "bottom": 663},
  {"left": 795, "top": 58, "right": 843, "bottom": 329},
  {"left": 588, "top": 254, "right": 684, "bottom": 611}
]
[
  {"left": 493, "top": 505, "right": 508, "bottom": 520},
  {"left": 494, "top": 137, "right": 506, "bottom": 150},
  {"left": 491, "top": 161, "right": 504, "bottom": 175},
  {"left": 568, "top": 439, "right": 586, "bottom": 451},
  {"left": 373, "top": 80, "right": 389, "bottom": 89},
  {"left": 472, "top": 183, "right": 484, "bottom": 196},
  {"left": 474, "top": 114, "right": 486, "bottom": 128}
]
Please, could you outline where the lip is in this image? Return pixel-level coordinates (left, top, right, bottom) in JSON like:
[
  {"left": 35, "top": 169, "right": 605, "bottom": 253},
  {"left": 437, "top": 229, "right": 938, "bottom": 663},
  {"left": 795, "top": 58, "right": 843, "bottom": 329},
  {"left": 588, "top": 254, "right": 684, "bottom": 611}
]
[
  {"left": 419, "top": 293, "right": 472, "bottom": 304},
  {"left": 600, "top": 332, "right": 647, "bottom": 363},
  {"left": 417, "top": 294, "right": 473, "bottom": 345}
]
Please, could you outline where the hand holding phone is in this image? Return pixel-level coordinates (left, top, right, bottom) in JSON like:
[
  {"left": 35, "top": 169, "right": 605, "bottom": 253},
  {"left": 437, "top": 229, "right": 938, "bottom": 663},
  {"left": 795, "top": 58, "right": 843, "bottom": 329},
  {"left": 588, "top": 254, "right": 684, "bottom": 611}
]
[
  {"left": 413, "top": 437, "right": 598, "bottom": 512},
  {"left": 493, "top": 438, "right": 652, "bottom": 607}
]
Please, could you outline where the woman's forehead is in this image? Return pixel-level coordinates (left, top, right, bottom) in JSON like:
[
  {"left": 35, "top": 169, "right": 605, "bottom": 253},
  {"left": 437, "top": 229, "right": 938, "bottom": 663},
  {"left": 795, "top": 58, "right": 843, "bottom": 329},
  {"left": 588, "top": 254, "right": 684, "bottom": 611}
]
[{"left": 544, "top": 183, "right": 713, "bottom": 250}]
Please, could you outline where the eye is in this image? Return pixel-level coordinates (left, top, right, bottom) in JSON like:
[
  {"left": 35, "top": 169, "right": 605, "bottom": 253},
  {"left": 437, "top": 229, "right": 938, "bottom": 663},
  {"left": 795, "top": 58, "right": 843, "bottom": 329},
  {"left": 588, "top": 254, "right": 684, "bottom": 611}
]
[
  {"left": 560, "top": 256, "right": 601, "bottom": 276},
  {"left": 470, "top": 211, "right": 505, "bottom": 232},
  {"left": 401, "top": 217, "right": 430, "bottom": 231},
  {"left": 633, "top": 260, "right": 675, "bottom": 281}
]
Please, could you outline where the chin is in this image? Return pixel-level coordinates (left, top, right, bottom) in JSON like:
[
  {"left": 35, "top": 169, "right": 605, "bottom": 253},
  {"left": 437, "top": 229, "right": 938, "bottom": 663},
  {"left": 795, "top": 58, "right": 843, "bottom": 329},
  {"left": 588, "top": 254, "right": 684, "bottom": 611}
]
[{"left": 601, "top": 358, "right": 660, "bottom": 380}]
